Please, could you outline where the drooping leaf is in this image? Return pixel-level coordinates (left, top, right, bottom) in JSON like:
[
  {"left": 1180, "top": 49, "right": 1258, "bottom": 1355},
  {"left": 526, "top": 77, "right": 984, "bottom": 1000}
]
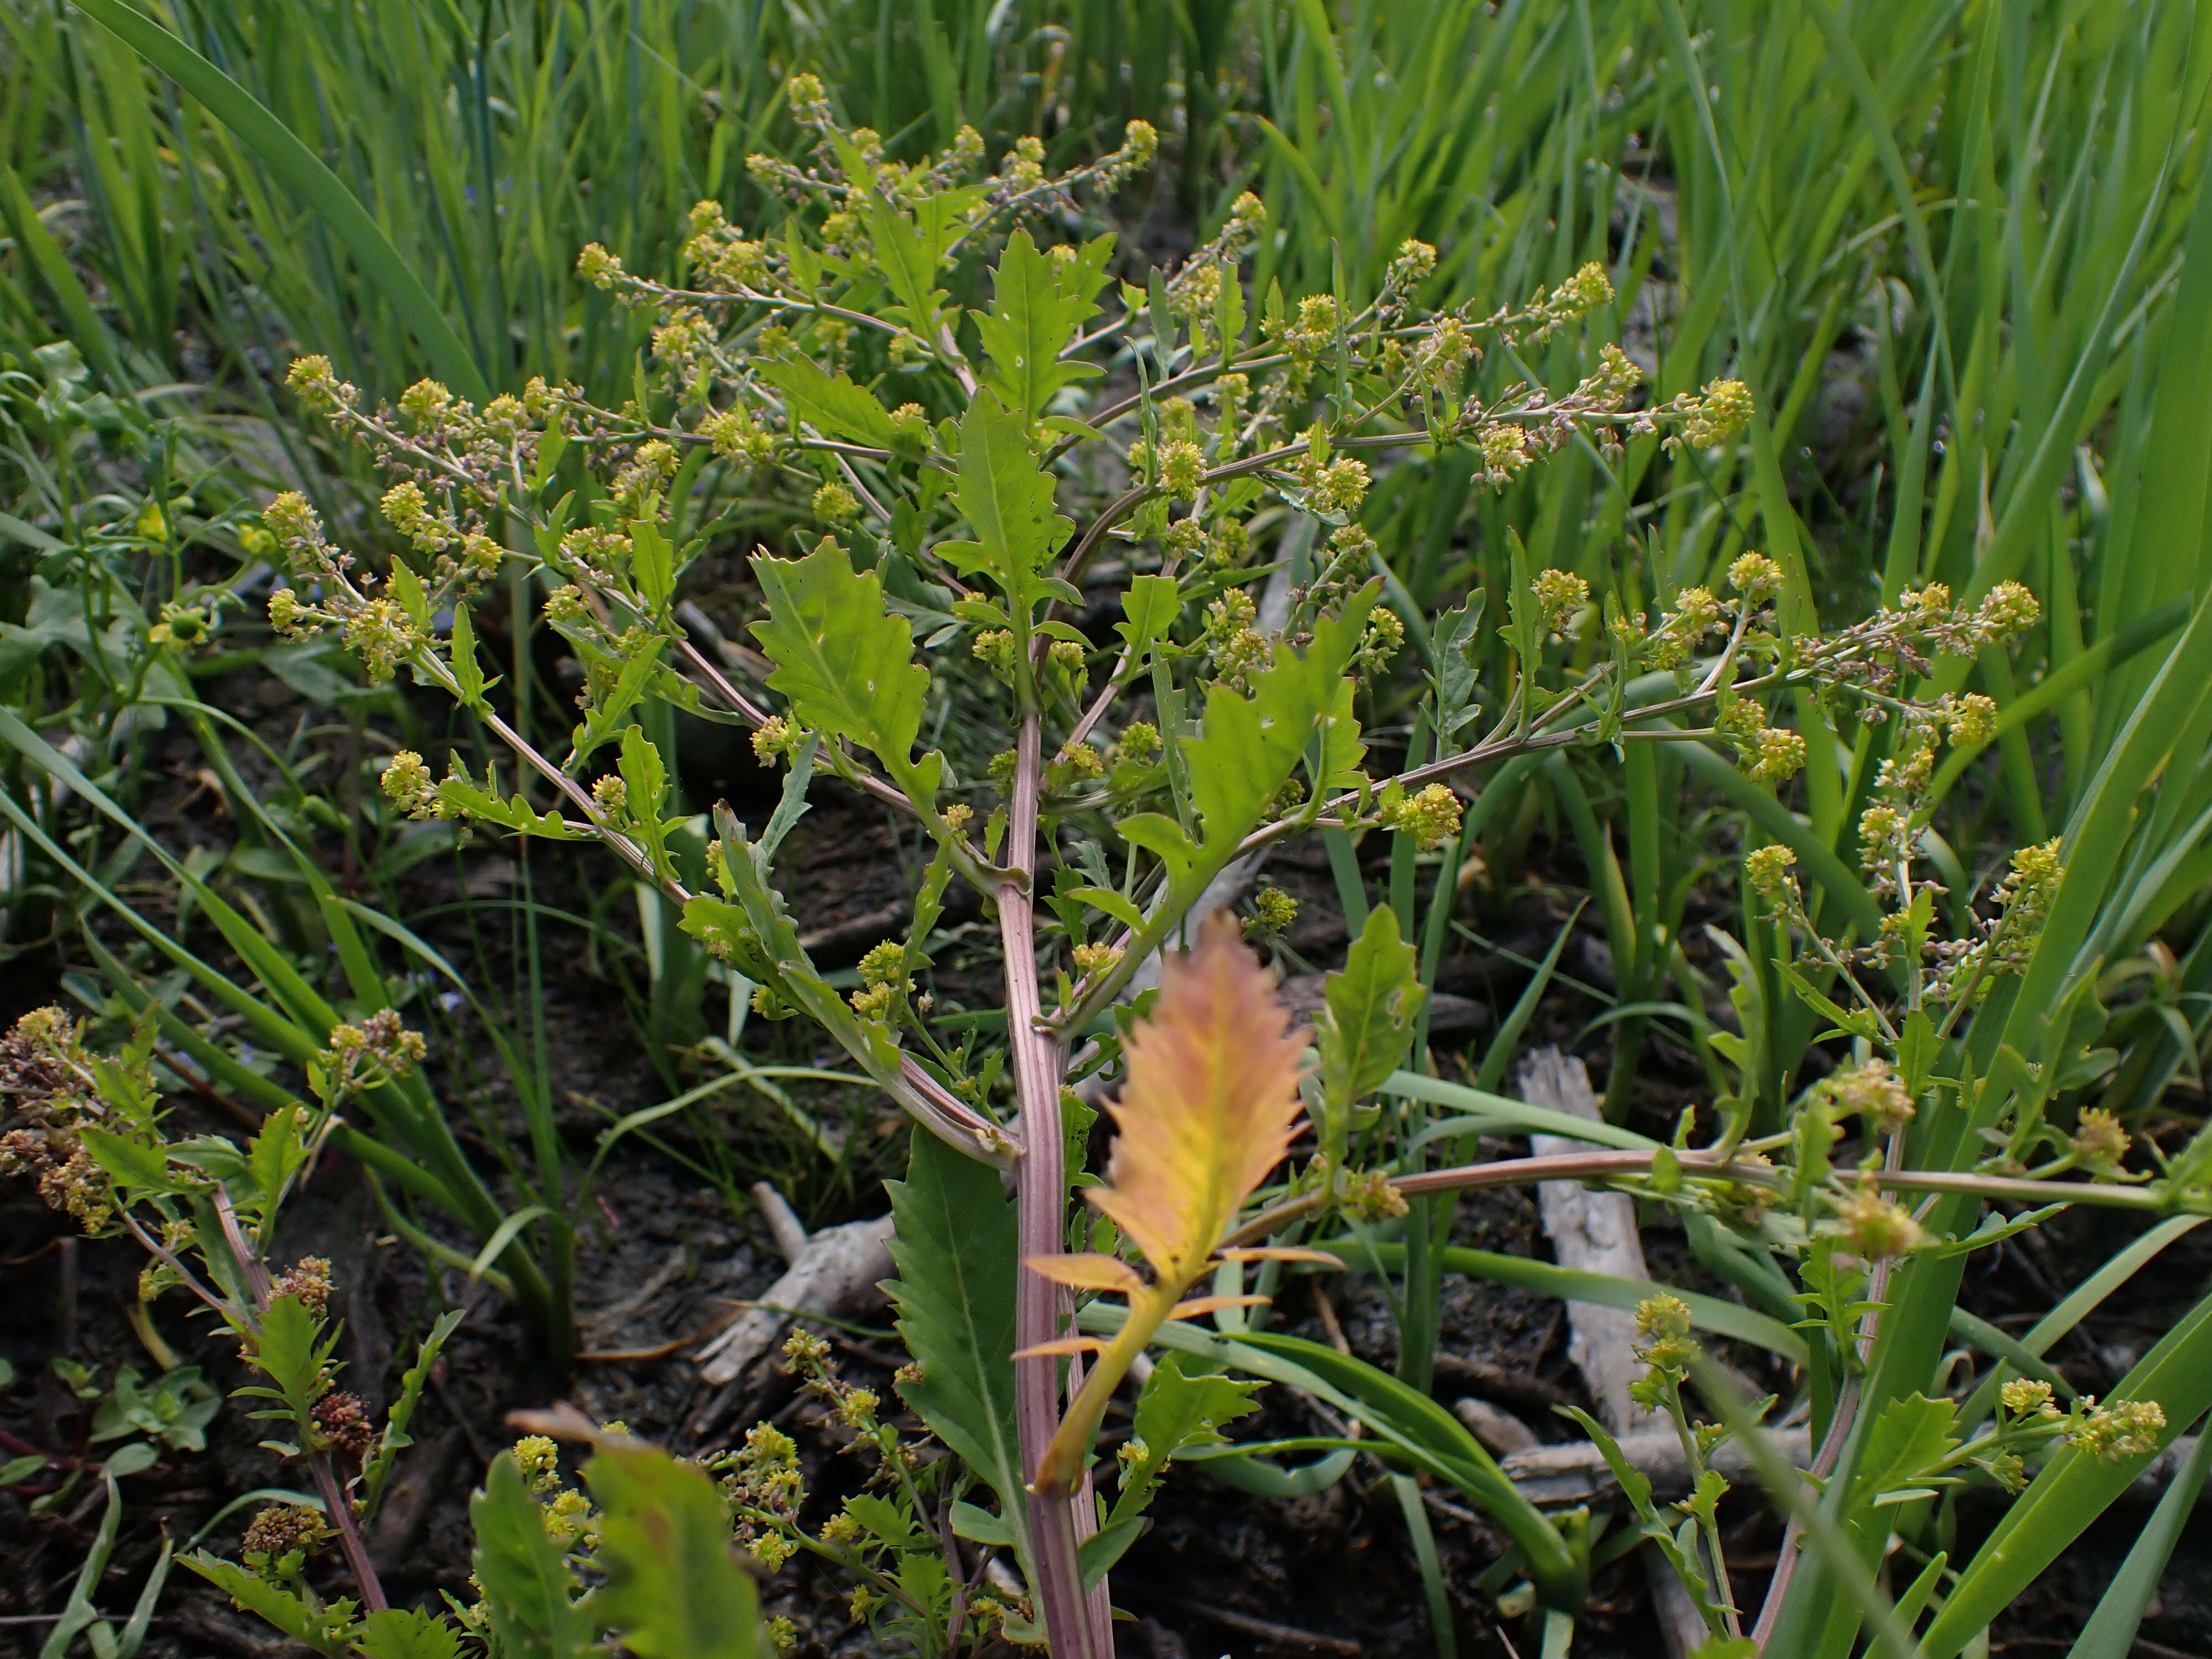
[
  {"left": 885, "top": 1129, "right": 1030, "bottom": 1559},
  {"left": 749, "top": 541, "right": 928, "bottom": 779},
  {"left": 1219, "top": 1325, "right": 1583, "bottom": 1609},
  {"left": 180, "top": 1554, "right": 356, "bottom": 1658},
  {"left": 1026, "top": 1253, "right": 1145, "bottom": 1292},
  {"left": 583, "top": 1443, "right": 761, "bottom": 1659},
  {"left": 1107, "top": 1352, "right": 1262, "bottom": 1527},
  {"left": 471, "top": 1454, "right": 593, "bottom": 1659},
  {"left": 754, "top": 355, "right": 899, "bottom": 450},
  {"left": 1316, "top": 906, "right": 1425, "bottom": 1119},
  {"left": 1089, "top": 912, "right": 1307, "bottom": 1288},
  {"left": 973, "top": 229, "right": 1110, "bottom": 419}
]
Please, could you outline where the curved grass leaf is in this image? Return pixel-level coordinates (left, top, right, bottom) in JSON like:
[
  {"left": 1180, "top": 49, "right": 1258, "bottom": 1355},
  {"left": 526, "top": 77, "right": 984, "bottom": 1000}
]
[
  {"left": 70, "top": 0, "right": 487, "bottom": 400},
  {"left": 1385, "top": 1071, "right": 1660, "bottom": 1152},
  {"left": 1921, "top": 1284, "right": 2212, "bottom": 1659},
  {"left": 2062, "top": 1412, "right": 2212, "bottom": 1659},
  {"left": 1331, "top": 1239, "right": 1807, "bottom": 1365}
]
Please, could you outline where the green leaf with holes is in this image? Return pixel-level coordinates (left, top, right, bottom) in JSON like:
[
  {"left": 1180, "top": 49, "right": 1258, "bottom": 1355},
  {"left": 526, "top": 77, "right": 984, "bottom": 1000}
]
[{"left": 974, "top": 229, "right": 1110, "bottom": 420}]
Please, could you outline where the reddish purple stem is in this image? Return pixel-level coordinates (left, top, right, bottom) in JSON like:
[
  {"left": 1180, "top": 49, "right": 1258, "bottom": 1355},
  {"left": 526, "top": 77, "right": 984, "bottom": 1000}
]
[{"left": 1000, "top": 708, "right": 1112, "bottom": 1657}]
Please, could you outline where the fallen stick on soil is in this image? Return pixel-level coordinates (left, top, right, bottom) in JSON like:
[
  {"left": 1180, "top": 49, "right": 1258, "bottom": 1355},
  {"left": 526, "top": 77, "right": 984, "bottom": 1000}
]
[
  {"left": 1504, "top": 1425, "right": 1817, "bottom": 1506},
  {"left": 750, "top": 1181, "right": 813, "bottom": 1265},
  {"left": 1522, "top": 1047, "right": 1714, "bottom": 1659},
  {"left": 1504, "top": 1427, "right": 2206, "bottom": 1510},
  {"left": 693, "top": 1195, "right": 895, "bottom": 1386},
  {"left": 1454, "top": 1395, "right": 1539, "bottom": 1455}
]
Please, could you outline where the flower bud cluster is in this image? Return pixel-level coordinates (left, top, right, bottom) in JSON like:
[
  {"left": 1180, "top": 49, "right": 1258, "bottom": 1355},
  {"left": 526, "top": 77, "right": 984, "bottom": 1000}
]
[
  {"left": 2064, "top": 1397, "right": 2166, "bottom": 1461},
  {"left": 269, "top": 1256, "right": 334, "bottom": 1318},
  {"left": 241, "top": 1504, "right": 331, "bottom": 1580},
  {"left": 1379, "top": 782, "right": 1463, "bottom": 850},
  {"left": 1204, "top": 587, "right": 1272, "bottom": 684},
  {"left": 1828, "top": 1186, "right": 1928, "bottom": 1260},
  {"left": 1667, "top": 377, "right": 1755, "bottom": 451},
  {"left": 1816, "top": 1057, "right": 1914, "bottom": 1133},
  {"left": 319, "top": 1009, "right": 427, "bottom": 1099},
  {"left": 0, "top": 1006, "right": 118, "bottom": 1230},
  {"left": 849, "top": 940, "right": 912, "bottom": 1022},
  {"left": 1629, "top": 1293, "right": 1703, "bottom": 1406}
]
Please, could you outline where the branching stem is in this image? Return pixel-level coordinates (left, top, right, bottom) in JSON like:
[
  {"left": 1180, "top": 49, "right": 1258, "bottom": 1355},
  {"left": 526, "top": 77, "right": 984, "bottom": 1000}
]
[
  {"left": 210, "top": 1190, "right": 388, "bottom": 1615},
  {"left": 999, "top": 709, "right": 1109, "bottom": 1659},
  {"left": 1220, "top": 1146, "right": 2181, "bottom": 1253}
]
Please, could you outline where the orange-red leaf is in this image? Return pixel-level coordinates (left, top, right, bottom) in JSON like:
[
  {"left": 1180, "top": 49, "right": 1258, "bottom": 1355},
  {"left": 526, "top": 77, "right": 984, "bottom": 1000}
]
[
  {"left": 1011, "top": 1334, "right": 1108, "bottom": 1359},
  {"left": 1087, "top": 912, "right": 1308, "bottom": 1294},
  {"left": 1215, "top": 1246, "right": 1346, "bottom": 1269},
  {"left": 1165, "top": 1295, "right": 1271, "bottom": 1321},
  {"left": 1025, "top": 1252, "right": 1145, "bottom": 1293}
]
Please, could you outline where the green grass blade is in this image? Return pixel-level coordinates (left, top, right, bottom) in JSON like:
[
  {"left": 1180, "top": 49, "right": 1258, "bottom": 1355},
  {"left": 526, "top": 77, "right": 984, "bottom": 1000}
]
[
  {"left": 1392, "top": 1472, "right": 1457, "bottom": 1659},
  {"left": 2062, "top": 1412, "right": 2212, "bottom": 1659},
  {"left": 68, "top": 0, "right": 489, "bottom": 399},
  {"left": 1921, "top": 1284, "right": 2212, "bottom": 1659},
  {"left": 1380, "top": 1071, "right": 1659, "bottom": 1151},
  {"left": 1327, "top": 1237, "right": 1808, "bottom": 1364}
]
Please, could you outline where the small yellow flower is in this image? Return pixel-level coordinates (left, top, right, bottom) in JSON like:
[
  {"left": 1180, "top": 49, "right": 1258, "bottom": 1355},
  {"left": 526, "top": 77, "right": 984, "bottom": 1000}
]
[
  {"left": 1831, "top": 1188, "right": 1927, "bottom": 1259},
  {"left": 2000, "top": 1378, "right": 2055, "bottom": 1419},
  {"left": 1746, "top": 843, "right": 1798, "bottom": 899}
]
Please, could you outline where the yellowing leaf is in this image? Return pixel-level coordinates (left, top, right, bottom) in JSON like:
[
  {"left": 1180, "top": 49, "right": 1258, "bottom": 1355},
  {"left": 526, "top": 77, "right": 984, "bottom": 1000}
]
[
  {"left": 1165, "top": 1295, "right": 1271, "bottom": 1321},
  {"left": 1086, "top": 911, "right": 1307, "bottom": 1290},
  {"left": 1217, "top": 1246, "right": 1345, "bottom": 1267},
  {"left": 1012, "top": 1335, "right": 1108, "bottom": 1360},
  {"left": 1031, "top": 912, "right": 1312, "bottom": 1499},
  {"left": 1025, "top": 1253, "right": 1146, "bottom": 1292}
]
